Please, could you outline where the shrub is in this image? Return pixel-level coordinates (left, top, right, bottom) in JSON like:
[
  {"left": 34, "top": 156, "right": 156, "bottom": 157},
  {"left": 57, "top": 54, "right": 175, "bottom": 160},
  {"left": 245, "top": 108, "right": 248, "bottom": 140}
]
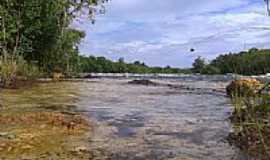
[
  {"left": 226, "top": 79, "right": 261, "bottom": 97},
  {"left": 201, "top": 65, "right": 221, "bottom": 75},
  {"left": 0, "top": 54, "right": 17, "bottom": 87},
  {"left": 0, "top": 54, "right": 40, "bottom": 87},
  {"left": 16, "top": 56, "right": 40, "bottom": 80}
]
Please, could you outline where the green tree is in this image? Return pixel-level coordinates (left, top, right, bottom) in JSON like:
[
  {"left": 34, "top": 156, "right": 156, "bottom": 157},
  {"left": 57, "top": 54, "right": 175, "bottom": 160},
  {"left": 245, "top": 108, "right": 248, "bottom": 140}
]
[
  {"left": 192, "top": 56, "right": 206, "bottom": 73},
  {"left": 210, "top": 48, "right": 270, "bottom": 75},
  {"left": 0, "top": 0, "right": 107, "bottom": 73}
]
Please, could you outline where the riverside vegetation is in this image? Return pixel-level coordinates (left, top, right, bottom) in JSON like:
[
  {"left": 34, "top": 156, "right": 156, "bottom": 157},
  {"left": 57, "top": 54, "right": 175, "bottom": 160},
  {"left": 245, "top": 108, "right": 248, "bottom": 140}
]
[
  {"left": 192, "top": 48, "right": 270, "bottom": 75},
  {"left": 0, "top": 1, "right": 108, "bottom": 158},
  {"left": 1, "top": 0, "right": 270, "bottom": 83},
  {"left": 1, "top": 0, "right": 270, "bottom": 159},
  {"left": 227, "top": 79, "right": 270, "bottom": 159}
]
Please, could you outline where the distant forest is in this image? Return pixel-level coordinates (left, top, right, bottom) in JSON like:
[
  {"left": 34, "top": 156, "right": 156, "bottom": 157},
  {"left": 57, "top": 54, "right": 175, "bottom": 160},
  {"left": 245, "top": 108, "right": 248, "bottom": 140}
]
[
  {"left": 193, "top": 48, "right": 270, "bottom": 75},
  {"left": 78, "top": 56, "right": 191, "bottom": 74},
  {"left": 80, "top": 48, "right": 270, "bottom": 75}
]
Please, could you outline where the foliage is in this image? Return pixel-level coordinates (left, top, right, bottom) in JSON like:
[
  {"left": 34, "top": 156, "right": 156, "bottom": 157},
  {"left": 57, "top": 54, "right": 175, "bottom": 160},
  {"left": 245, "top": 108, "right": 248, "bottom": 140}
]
[
  {"left": 192, "top": 57, "right": 207, "bottom": 73},
  {"left": 0, "top": 0, "right": 107, "bottom": 73},
  {"left": 226, "top": 79, "right": 262, "bottom": 97},
  {"left": 192, "top": 48, "right": 270, "bottom": 75},
  {"left": 229, "top": 90, "right": 270, "bottom": 159},
  {"left": 0, "top": 54, "right": 40, "bottom": 87},
  {"left": 210, "top": 48, "right": 270, "bottom": 75},
  {"left": 0, "top": 54, "right": 17, "bottom": 87},
  {"left": 201, "top": 65, "right": 221, "bottom": 75},
  {"left": 78, "top": 55, "right": 191, "bottom": 74}
]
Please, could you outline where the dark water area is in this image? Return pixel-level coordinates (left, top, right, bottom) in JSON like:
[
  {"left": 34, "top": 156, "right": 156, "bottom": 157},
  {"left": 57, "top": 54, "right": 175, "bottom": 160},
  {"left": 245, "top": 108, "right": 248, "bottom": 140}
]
[
  {"left": 75, "top": 79, "right": 251, "bottom": 160},
  {"left": 1, "top": 78, "right": 254, "bottom": 160}
]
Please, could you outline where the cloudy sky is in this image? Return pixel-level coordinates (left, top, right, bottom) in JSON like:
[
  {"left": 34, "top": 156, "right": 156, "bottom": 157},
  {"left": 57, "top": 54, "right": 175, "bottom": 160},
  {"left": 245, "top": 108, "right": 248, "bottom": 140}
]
[{"left": 73, "top": 0, "right": 270, "bottom": 67}]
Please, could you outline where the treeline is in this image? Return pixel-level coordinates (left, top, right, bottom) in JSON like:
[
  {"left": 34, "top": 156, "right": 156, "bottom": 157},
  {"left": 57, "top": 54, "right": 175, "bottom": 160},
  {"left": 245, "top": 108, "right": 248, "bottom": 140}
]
[
  {"left": 192, "top": 48, "right": 270, "bottom": 75},
  {"left": 78, "top": 56, "right": 191, "bottom": 74},
  {"left": 1, "top": 1, "right": 270, "bottom": 81}
]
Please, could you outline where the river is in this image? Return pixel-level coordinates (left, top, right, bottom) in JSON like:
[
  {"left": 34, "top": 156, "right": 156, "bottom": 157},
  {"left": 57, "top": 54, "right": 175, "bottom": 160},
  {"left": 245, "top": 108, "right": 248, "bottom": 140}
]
[{"left": 1, "top": 78, "right": 252, "bottom": 160}]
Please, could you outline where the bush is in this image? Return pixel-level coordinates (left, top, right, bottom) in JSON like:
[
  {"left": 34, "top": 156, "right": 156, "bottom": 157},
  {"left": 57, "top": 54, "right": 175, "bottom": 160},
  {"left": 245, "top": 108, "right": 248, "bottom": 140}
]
[
  {"left": 228, "top": 86, "right": 270, "bottom": 159},
  {"left": 226, "top": 79, "right": 261, "bottom": 97},
  {"left": 0, "top": 54, "right": 40, "bottom": 87},
  {"left": 201, "top": 65, "right": 221, "bottom": 75},
  {"left": 0, "top": 54, "right": 17, "bottom": 87},
  {"left": 16, "top": 56, "right": 40, "bottom": 80}
]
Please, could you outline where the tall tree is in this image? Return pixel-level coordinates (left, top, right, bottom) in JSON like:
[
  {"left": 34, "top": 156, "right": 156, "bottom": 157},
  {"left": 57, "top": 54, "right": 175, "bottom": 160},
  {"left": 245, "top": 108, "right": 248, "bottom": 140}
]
[
  {"left": 192, "top": 57, "right": 206, "bottom": 73},
  {"left": 0, "top": 0, "right": 108, "bottom": 72}
]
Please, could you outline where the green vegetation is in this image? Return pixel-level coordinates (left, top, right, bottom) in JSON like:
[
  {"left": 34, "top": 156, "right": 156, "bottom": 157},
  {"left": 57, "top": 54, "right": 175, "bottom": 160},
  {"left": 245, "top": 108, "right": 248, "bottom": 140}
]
[
  {"left": 211, "top": 48, "right": 270, "bottom": 75},
  {"left": 1, "top": 1, "right": 269, "bottom": 85},
  {"left": 1, "top": 0, "right": 270, "bottom": 159},
  {"left": 192, "top": 56, "right": 206, "bottom": 74},
  {"left": 0, "top": 0, "right": 107, "bottom": 86},
  {"left": 195, "top": 48, "right": 270, "bottom": 75},
  {"left": 86, "top": 47, "right": 270, "bottom": 76},
  {"left": 191, "top": 56, "right": 221, "bottom": 74},
  {"left": 78, "top": 55, "right": 192, "bottom": 74},
  {"left": 0, "top": 54, "right": 39, "bottom": 87},
  {"left": 227, "top": 79, "right": 270, "bottom": 159}
]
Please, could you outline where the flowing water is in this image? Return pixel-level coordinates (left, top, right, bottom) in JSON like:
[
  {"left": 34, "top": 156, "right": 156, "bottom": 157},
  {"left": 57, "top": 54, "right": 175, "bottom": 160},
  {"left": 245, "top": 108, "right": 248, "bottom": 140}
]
[{"left": 1, "top": 79, "right": 251, "bottom": 160}]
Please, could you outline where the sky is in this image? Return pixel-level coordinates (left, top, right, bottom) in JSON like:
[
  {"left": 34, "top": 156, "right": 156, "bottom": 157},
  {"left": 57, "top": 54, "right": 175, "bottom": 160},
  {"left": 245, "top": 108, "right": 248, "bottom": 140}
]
[{"left": 73, "top": 0, "right": 270, "bottom": 68}]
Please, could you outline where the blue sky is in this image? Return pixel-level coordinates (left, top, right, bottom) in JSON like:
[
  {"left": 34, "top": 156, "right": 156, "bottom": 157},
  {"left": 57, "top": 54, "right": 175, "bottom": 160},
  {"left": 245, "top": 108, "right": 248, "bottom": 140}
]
[{"left": 73, "top": 0, "right": 270, "bottom": 67}]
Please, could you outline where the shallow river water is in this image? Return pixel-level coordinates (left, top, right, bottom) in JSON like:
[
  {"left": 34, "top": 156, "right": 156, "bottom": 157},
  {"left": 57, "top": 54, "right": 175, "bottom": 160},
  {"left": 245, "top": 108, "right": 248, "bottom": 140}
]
[{"left": 1, "top": 79, "right": 252, "bottom": 160}]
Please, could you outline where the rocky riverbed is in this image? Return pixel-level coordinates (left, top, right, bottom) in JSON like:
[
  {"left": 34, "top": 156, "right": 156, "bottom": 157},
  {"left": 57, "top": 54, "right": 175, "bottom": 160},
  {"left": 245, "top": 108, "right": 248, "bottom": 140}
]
[{"left": 0, "top": 78, "right": 254, "bottom": 159}]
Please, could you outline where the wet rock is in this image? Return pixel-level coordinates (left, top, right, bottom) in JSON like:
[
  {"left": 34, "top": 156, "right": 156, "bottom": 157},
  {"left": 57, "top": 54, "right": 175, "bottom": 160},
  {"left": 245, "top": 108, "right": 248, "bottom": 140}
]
[
  {"left": 19, "top": 133, "right": 36, "bottom": 140},
  {"left": 75, "top": 146, "right": 88, "bottom": 152},
  {"left": 0, "top": 143, "right": 7, "bottom": 149},
  {"left": 20, "top": 155, "right": 34, "bottom": 160},
  {"left": 82, "top": 74, "right": 99, "bottom": 79},
  {"left": 0, "top": 132, "right": 15, "bottom": 139},
  {"left": 7, "top": 146, "right": 12, "bottom": 152},
  {"left": 128, "top": 80, "right": 159, "bottom": 86},
  {"left": 21, "top": 144, "right": 34, "bottom": 150},
  {"left": 0, "top": 132, "right": 9, "bottom": 137}
]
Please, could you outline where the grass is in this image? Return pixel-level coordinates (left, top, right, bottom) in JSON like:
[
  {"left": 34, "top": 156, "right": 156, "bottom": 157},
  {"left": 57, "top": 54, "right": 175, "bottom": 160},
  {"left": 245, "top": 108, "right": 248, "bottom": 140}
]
[
  {"left": 228, "top": 83, "right": 270, "bottom": 160},
  {"left": 0, "top": 53, "right": 40, "bottom": 88}
]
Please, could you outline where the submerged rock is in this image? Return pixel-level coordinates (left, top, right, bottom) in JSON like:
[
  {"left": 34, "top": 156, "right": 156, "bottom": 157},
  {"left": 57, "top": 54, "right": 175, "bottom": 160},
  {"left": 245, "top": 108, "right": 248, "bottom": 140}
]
[
  {"left": 128, "top": 79, "right": 159, "bottom": 86},
  {"left": 74, "top": 146, "right": 88, "bottom": 152},
  {"left": 0, "top": 132, "right": 15, "bottom": 139}
]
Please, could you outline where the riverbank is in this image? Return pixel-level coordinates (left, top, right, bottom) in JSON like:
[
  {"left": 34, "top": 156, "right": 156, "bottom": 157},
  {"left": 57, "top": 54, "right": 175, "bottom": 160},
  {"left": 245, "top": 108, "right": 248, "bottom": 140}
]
[
  {"left": 2, "top": 78, "right": 269, "bottom": 159},
  {"left": 0, "top": 82, "right": 100, "bottom": 159},
  {"left": 0, "top": 111, "right": 92, "bottom": 159},
  {"left": 1, "top": 79, "right": 249, "bottom": 159},
  {"left": 226, "top": 79, "right": 270, "bottom": 160}
]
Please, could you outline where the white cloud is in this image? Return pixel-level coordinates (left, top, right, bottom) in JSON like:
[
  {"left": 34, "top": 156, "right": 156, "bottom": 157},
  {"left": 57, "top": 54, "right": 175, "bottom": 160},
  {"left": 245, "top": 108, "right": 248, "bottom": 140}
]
[{"left": 77, "top": 0, "right": 270, "bottom": 67}]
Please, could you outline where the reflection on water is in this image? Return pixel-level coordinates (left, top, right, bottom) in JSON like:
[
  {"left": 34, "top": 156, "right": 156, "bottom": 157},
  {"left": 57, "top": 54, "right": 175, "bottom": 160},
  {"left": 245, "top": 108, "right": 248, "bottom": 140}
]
[{"left": 1, "top": 79, "right": 251, "bottom": 160}]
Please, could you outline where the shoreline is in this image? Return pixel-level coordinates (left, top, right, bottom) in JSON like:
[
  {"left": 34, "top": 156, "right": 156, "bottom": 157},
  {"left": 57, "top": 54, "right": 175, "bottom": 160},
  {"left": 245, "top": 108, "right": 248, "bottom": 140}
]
[{"left": 0, "top": 77, "right": 269, "bottom": 159}]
